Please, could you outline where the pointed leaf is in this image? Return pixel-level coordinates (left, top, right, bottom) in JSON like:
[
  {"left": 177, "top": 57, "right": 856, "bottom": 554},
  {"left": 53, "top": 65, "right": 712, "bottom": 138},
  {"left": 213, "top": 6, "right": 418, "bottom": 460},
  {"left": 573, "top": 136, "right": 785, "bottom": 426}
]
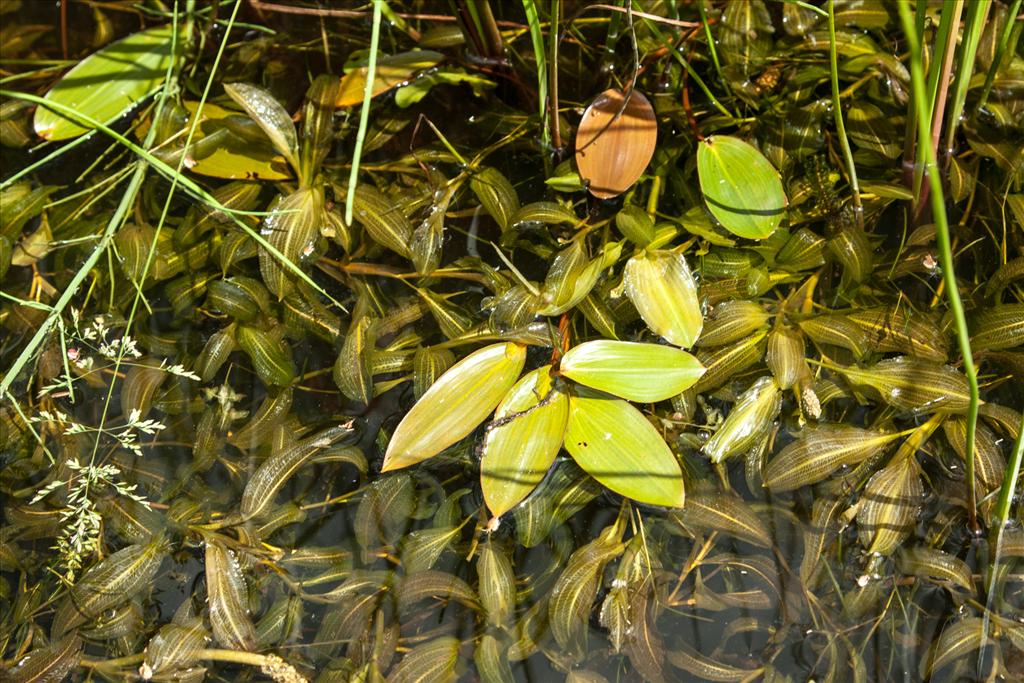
[
  {"left": 34, "top": 24, "right": 180, "bottom": 140},
  {"left": 384, "top": 343, "right": 526, "bottom": 471},
  {"left": 564, "top": 389, "right": 685, "bottom": 507},
  {"left": 481, "top": 366, "right": 568, "bottom": 518},
  {"left": 697, "top": 135, "right": 786, "bottom": 240},
  {"left": 222, "top": 82, "right": 299, "bottom": 171},
  {"left": 205, "top": 541, "right": 256, "bottom": 651},
  {"left": 560, "top": 340, "right": 705, "bottom": 402}
]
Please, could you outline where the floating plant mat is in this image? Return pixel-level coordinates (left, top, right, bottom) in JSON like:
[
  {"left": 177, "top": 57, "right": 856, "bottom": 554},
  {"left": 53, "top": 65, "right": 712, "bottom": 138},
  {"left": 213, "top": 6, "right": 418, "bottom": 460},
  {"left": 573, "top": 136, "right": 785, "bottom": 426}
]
[{"left": 1, "top": 1, "right": 1024, "bottom": 682}]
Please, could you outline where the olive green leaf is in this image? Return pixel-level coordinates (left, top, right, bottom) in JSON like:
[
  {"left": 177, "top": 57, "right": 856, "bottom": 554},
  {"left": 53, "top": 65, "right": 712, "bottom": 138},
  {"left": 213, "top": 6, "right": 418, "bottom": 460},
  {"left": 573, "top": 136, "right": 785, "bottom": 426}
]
[
  {"left": 481, "top": 366, "right": 568, "bottom": 518},
  {"left": 764, "top": 425, "right": 903, "bottom": 491},
  {"left": 7, "top": 633, "right": 82, "bottom": 683},
  {"left": 970, "top": 303, "right": 1024, "bottom": 351},
  {"left": 672, "top": 488, "right": 771, "bottom": 547},
  {"left": 258, "top": 186, "right": 324, "bottom": 299},
  {"left": 351, "top": 184, "right": 414, "bottom": 258},
  {"left": 695, "top": 300, "right": 771, "bottom": 348},
  {"left": 478, "top": 540, "right": 516, "bottom": 627},
  {"left": 615, "top": 203, "right": 656, "bottom": 247},
  {"left": 470, "top": 166, "right": 520, "bottom": 232},
  {"left": 337, "top": 49, "right": 445, "bottom": 107},
  {"left": 830, "top": 356, "right": 972, "bottom": 414},
  {"left": 334, "top": 317, "right": 373, "bottom": 404},
  {"left": 52, "top": 537, "right": 166, "bottom": 636},
  {"left": 697, "top": 135, "right": 786, "bottom": 240},
  {"left": 564, "top": 388, "right": 685, "bottom": 508},
  {"left": 702, "top": 376, "right": 781, "bottom": 463},
  {"left": 898, "top": 547, "right": 974, "bottom": 593},
  {"left": 236, "top": 324, "right": 295, "bottom": 388},
  {"left": 383, "top": 342, "right": 526, "bottom": 471},
  {"left": 34, "top": 24, "right": 180, "bottom": 140},
  {"left": 387, "top": 635, "right": 460, "bottom": 683},
  {"left": 142, "top": 620, "right": 209, "bottom": 679},
  {"left": 205, "top": 541, "right": 257, "bottom": 651},
  {"left": 856, "top": 453, "right": 923, "bottom": 555},
  {"left": 222, "top": 82, "right": 299, "bottom": 172},
  {"left": 624, "top": 250, "right": 703, "bottom": 348},
  {"left": 513, "top": 459, "right": 603, "bottom": 547},
  {"left": 559, "top": 340, "right": 705, "bottom": 402},
  {"left": 241, "top": 425, "right": 353, "bottom": 519}
]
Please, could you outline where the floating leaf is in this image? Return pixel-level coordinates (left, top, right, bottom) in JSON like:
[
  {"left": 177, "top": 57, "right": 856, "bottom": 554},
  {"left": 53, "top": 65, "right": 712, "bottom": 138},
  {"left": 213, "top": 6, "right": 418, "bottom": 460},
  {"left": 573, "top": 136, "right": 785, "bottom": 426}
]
[
  {"left": 179, "top": 101, "right": 291, "bottom": 180},
  {"left": 764, "top": 425, "right": 903, "bottom": 491},
  {"left": 697, "top": 135, "right": 786, "bottom": 239},
  {"left": 223, "top": 82, "right": 299, "bottom": 171},
  {"left": 383, "top": 343, "right": 526, "bottom": 471},
  {"left": 337, "top": 50, "right": 445, "bottom": 107},
  {"left": 559, "top": 340, "right": 705, "bottom": 402},
  {"left": 575, "top": 89, "right": 657, "bottom": 199},
  {"left": 34, "top": 24, "right": 180, "bottom": 140},
  {"left": 624, "top": 250, "right": 703, "bottom": 348},
  {"left": 564, "top": 388, "right": 685, "bottom": 508},
  {"left": 481, "top": 366, "right": 568, "bottom": 518}
]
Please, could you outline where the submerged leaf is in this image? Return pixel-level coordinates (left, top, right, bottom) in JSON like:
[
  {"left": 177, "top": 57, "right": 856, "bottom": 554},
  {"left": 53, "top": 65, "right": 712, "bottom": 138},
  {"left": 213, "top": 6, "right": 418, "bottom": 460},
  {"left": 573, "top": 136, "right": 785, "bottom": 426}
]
[
  {"left": 832, "top": 357, "right": 972, "bottom": 414},
  {"left": 764, "top": 425, "right": 903, "bottom": 491},
  {"left": 856, "top": 453, "right": 923, "bottom": 555},
  {"left": 223, "top": 82, "right": 299, "bottom": 171},
  {"left": 564, "top": 388, "right": 685, "bottom": 508},
  {"left": 702, "top": 376, "right": 781, "bottom": 463},
  {"left": 7, "top": 633, "right": 82, "bottom": 683},
  {"left": 560, "top": 340, "right": 705, "bottom": 402},
  {"left": 205, "top": 541, "right": 257, "bottom": 651},
  {"left": 384, "top": 343, "right": 526, "bottom": 471}
]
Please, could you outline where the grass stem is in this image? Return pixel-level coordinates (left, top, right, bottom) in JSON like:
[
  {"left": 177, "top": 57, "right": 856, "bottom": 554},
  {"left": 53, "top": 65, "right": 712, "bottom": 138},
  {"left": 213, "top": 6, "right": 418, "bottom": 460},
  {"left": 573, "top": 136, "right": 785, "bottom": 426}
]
[
  {"left": 343, "top": 0, "right": 383, "bottom": 227},
  {"left": 897, "top": 0, "right": 981, "bottom": 533}
]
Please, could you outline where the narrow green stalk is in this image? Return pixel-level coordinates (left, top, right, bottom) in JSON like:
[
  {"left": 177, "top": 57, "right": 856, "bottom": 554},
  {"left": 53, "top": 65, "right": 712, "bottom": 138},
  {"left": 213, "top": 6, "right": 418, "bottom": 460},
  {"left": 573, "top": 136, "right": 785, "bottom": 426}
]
[
  {"left": 977, "top": 0, "right": 1024, "bottom": 111},
  {"left": 993, "top": 414, "right": 1024, "bottom": 532},
  {"left": 86, "top": 0, "right": 240, "bottom": 470},
  {"left": 897, "top": 0, "right": 981, "bottom": 532},
  {"left": 827, "top": 0, "right": 862, "bottom": 229},
  {"left": 927, "top": 1, "right": 963, "bottom": 160},
  {"left": 943, "top": 0, "right": 990, "bottom": 158},
  {"left": 344, "top": 0, "right": 383, "bottom": 226},
  {"left": 548, "top": 0, "right": 562, "bottom": 150},
  {"left": 522, "top": 0, "right": 549, "bottom": 151},
  {"left": 697, "top": 0, "right": 723, "bottom": 85}
]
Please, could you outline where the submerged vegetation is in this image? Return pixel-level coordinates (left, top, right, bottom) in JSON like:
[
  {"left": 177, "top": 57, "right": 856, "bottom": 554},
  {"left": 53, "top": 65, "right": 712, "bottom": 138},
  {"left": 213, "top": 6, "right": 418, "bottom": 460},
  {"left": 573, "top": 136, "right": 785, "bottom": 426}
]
[{"left": 2, "top": 0, "right": 1024, "bottom": 680}]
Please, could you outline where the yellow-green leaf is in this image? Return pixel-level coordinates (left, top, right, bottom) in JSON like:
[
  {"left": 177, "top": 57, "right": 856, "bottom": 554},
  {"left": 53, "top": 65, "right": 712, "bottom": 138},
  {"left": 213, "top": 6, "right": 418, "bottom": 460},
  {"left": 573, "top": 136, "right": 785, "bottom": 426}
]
[
  {"left": 624, "top": 250, "right": 703, "bottom": 348},
  {"left": 559, "top": 340, "right": 705, "bottom": 402},
  {"left": 564, "top": 389, "right": 685, "bottom": 508},
  {"left": 383, "top": 343, "right": 526, "bottom": 471},
  {"left": 34, "top": 24, "right": 180, "bottom": 140},
  {"left": 697, "top": 135, "right": 786, "bottom": 240},
  {"left": 481, "top": 366, "right": 568, "bottom": 518}
]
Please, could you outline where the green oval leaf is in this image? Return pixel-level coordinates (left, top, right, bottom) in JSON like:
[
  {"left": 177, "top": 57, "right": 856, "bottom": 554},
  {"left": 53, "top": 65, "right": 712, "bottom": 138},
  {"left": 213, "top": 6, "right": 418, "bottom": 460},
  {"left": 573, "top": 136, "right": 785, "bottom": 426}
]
[
  {"left": 481, "top": 366, "right": 568, "bottom": 518},
  {"left": 383, "top": 342, "right": 526, "bottom": 471},
  {"left": 34, "top": 24, "right": 180, "bottom": 140},
  {"left": 697, "top": 135, "right": 786, "bottom": 240},
  {"left": 560, "top": 340, "right": 705, "bottom": 402},
  {"left": 564, "top": 389, "right": 685, "bottom": 508}
]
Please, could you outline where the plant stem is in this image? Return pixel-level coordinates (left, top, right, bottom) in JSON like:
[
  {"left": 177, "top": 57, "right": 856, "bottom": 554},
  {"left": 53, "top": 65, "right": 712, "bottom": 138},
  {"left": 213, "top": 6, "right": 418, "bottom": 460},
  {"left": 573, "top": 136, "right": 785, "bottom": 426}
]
[
  {"left": 977, "top": 0, "right": 1024, "bottom": 111},
  {"left": 344, "top": 0, "right": 383, "bottom": 226},
  {"left": 827, "top": 0, "right": 862, "bottom": 230},
  {"left": 522, "top": 0, "right": 550, "bottom": 151},
  {"left": 897, "top": 0, "right": 981, "bottom": 533},
  {"left": 943, "top": 0, "right": 990, "bottom": 160}
]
